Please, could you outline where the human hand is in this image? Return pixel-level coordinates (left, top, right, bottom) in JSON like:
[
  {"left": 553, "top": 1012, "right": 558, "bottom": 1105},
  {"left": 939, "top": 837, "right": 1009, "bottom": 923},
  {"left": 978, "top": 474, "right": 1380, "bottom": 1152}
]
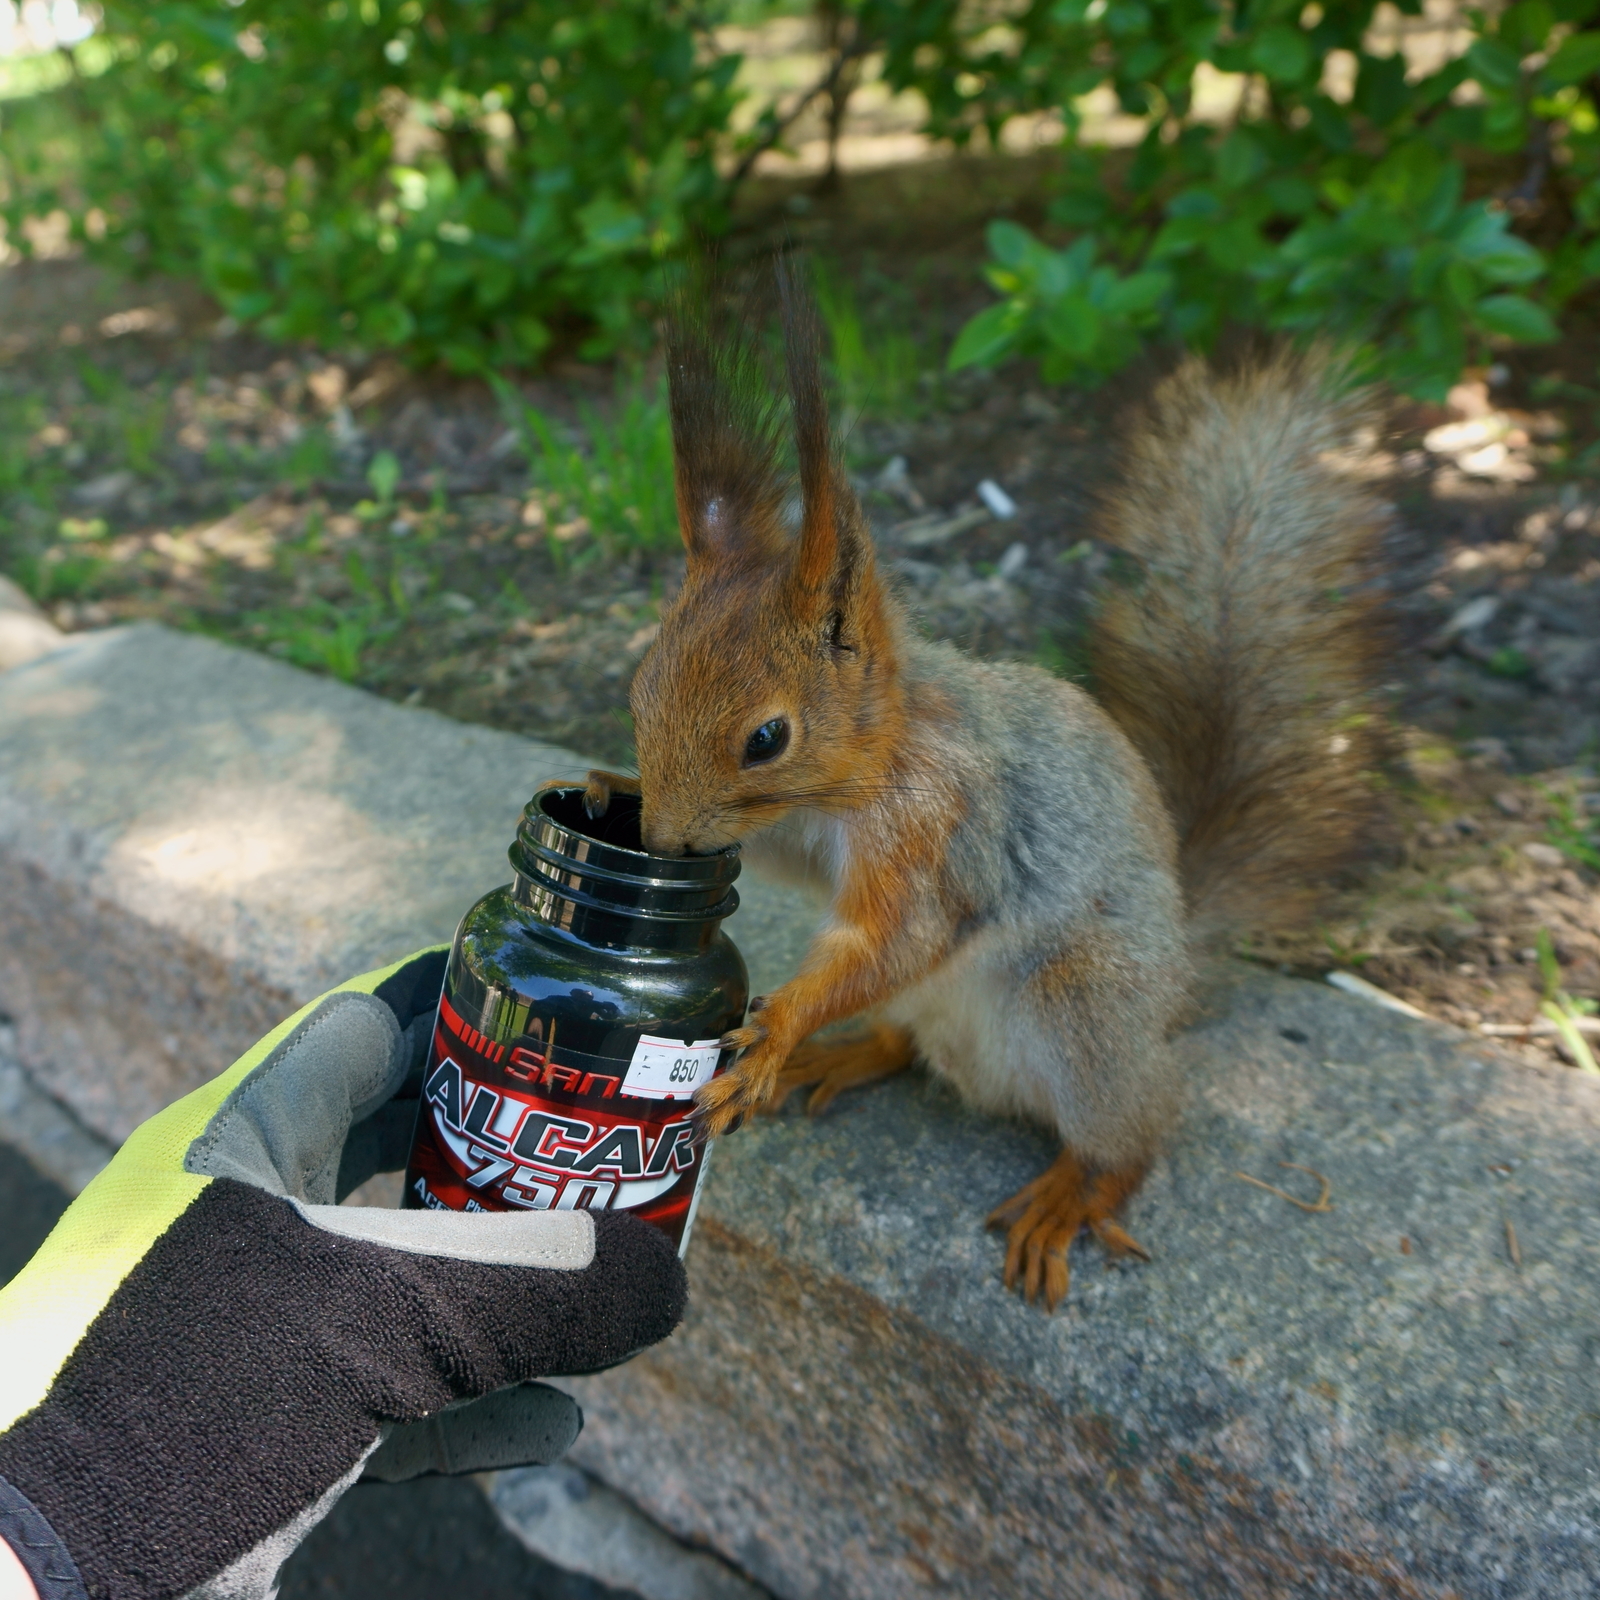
[{"left": 0, "top": 951, "right": 685, "bottom": 1600}]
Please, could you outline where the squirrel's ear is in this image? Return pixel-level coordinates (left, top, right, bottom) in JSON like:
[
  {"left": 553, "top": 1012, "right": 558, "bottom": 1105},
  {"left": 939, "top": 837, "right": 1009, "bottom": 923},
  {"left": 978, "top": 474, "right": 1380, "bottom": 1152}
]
[
  {"left": 665, "top": 284, "right": 788, "bottom": 567},
  {"left": 779, "top": 259, "right": 871, "bottom": 605}
]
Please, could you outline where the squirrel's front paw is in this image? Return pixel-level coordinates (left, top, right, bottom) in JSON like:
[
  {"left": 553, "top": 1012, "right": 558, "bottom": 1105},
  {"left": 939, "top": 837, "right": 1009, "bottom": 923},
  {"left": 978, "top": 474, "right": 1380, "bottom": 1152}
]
[
  {"left": 581, "top": 768, "right": 641, "bottom": 820},
  {"left": 695, "top": 1029, "right": 777, "bottom": 1137}
]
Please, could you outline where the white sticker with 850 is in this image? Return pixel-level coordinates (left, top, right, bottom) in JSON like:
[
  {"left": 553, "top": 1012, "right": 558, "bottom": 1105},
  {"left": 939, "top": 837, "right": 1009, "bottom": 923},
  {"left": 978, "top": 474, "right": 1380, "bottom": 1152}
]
[{"left": 621, "top": 1035, "right": 723, "bottom": 1100}]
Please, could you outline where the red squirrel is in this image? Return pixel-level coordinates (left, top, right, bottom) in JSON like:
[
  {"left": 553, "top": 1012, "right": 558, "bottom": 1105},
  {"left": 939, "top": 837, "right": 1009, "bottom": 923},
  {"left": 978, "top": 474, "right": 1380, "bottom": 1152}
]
[{"left": 584, "top": 271, "right": 1385, "bottom": 1309}]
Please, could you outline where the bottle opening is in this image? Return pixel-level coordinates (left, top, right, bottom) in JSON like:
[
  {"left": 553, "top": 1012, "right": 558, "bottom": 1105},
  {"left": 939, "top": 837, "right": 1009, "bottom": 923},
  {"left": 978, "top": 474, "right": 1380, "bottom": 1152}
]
[
  {"left": 510, "top": 784, "right": 740, "bottom": 926},
  {"left": 539, "top": 785, "right": 646, "bottom": 852}
]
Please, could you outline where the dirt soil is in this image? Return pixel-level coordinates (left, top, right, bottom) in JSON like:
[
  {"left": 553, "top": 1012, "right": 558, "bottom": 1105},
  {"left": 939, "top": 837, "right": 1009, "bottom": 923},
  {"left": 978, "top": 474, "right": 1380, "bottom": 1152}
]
[{"left": 2, "top": 154, "right": 1597, "bottom": 1074}]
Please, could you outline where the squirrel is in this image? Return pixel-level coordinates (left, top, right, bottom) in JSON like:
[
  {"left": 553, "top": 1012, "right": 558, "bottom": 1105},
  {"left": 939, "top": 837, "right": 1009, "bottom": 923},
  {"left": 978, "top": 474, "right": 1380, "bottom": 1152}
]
[{"left": 583, "top": 270, "right": 1386, "bottom": 1310}]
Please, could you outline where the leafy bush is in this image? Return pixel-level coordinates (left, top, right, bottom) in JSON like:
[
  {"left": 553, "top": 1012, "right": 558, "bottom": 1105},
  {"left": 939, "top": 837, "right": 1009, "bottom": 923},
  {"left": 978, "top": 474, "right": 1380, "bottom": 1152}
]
[
  {"left": 9, "top": 0, "right": 1599, "bottom": 395},
  {"left": 6, "top": 0, "right": 742, "bottom": 370},
  {"left": 862, "top": 0, "right": 1600, "bottom": 397}
]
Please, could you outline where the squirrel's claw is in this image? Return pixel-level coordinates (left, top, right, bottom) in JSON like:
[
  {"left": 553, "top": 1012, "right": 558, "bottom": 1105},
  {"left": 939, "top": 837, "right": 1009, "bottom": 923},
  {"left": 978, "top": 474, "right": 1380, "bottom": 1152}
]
[
  {"left": 581, "top": 768, "right": 641, "bottom": 820},
  {"left": 718, "top": 1021, "right": 768, "bottom": 1054},
  {"left": 693, "top": 1067, "right": 767, "bottom": 1138},
  {"left": 695, "top": 1028, "right": 781, "bottom": 1137},
  {"left": 987, "top": 1150, "right": 1149, "bottom": 1312}
]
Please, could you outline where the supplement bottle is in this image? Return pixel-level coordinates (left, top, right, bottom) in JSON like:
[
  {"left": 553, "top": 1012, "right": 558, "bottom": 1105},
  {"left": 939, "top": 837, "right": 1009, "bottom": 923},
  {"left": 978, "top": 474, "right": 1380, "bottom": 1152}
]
[{"left": 404, "top": 784, "right": 747, "bottom": 1252}]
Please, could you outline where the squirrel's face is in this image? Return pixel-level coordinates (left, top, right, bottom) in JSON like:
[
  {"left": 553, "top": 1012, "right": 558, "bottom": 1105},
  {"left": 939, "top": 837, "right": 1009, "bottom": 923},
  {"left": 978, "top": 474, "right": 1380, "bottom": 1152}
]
[
  {"left": 638, "top": 271, "right": 903, "bottom": 855},
  {"left": 628, "top": 533, "right": 902, "bottom": 857}
]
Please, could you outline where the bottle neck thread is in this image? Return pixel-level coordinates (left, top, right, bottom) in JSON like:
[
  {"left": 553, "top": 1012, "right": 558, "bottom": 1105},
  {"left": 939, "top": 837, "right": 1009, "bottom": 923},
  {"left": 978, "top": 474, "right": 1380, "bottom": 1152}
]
[{"left": 506, "top": 786, "right": 741, "bottom": 951}]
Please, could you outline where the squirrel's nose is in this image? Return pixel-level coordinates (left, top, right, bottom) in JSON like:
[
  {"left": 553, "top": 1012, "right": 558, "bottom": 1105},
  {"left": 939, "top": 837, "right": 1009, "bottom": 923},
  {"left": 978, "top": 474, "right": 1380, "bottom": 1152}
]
[{"left": 641, "top": 823, "right": 687, "bottom": 858}]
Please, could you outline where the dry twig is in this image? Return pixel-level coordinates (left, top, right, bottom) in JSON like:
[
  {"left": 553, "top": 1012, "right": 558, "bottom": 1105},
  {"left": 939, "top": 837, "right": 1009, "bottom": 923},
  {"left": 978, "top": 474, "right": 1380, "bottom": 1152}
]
[
  {"left": 1233, "top": 1162, "right": 1334, "bottom": 1213},
  {"left": 1505, "top": 1218, "right": 1522, "bottom": 1269}
]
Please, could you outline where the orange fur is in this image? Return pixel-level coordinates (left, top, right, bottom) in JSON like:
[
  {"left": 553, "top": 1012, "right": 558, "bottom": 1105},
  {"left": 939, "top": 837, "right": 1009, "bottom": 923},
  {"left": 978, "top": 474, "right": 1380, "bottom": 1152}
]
[{"left": 765, "top": 1023, "right": 916, "bottom": 1115}]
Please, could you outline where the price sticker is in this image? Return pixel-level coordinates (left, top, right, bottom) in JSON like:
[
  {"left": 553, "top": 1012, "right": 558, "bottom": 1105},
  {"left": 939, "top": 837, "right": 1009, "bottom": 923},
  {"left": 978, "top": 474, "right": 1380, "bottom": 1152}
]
[{"left": 621, "top": 1035, "right": 723, "bottom": 1100}]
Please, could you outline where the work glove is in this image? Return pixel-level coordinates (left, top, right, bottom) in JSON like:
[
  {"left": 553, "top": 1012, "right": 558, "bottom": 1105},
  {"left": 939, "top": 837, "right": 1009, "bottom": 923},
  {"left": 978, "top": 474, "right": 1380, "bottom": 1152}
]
[{"left": 0, "top": 950, "right": 686, "bottom": 1600}]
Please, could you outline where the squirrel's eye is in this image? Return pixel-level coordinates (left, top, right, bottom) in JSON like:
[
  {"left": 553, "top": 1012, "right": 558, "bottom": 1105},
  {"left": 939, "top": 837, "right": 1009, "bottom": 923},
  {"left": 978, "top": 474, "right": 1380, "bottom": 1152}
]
[{"left": 743, "top": 718, "right": 790, "bottom": 765}]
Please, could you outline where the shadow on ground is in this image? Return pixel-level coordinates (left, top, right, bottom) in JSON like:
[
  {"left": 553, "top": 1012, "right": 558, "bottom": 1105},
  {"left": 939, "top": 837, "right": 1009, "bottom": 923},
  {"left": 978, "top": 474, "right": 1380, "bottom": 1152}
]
[{"left": 0, "top": 1140, "right": 638, "bottom": 1600}]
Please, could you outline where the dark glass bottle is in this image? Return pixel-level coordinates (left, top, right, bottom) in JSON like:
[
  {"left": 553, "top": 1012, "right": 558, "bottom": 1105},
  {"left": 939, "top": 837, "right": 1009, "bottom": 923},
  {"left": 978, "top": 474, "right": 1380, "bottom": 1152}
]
[{"left": 403, "top": 784, "right": 747, "bottom": 1253}]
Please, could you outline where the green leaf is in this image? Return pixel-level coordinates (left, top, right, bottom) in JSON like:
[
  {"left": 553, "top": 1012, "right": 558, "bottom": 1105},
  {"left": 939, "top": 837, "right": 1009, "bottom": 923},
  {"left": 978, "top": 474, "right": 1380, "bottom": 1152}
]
[
  {"left": 986, "top": 220, "right": 1035, "bottom": 270},
  {"left": 1474, "top": 293, "right": 1559, "bottom": 341},
  {"left": 359, "top": 300, "right": 415, "bottom": 348},
  {"left": 1503, "top": 0, "right": 1556, "bottom": 50},
  {"left": 1355, "top": 51, "right": 1410, "bottom": 124},
  {"left": 1216, "top": 129, "right": 1267, "bottom": 188},
  {"left": 367, "top": 449, "right": 401, "bottom": 501},
  {"left": 1262, "top": 175, "right": 1319, "bottom": 216},
  {"left": 1307, "top": 96, "right": 1355, "bottom": 151},
  {"left": 1542, "top": 30, "right": 1600, "bottom": 86},
  {"left": 1250, "top": 25, "right": 1312, "bottom": 83},
  {"left": 1416, "top": 162, "right": 1466, "bottom": 234},
  {"left": 1466, "top": 37, "right": 1524, "bottom": 90},
  {"left": 1043, "top": 293, "right": 1101, "bottom": 356},
  {"left": 1487, "top": 645, "right": 1535, "bottom": 678},
  {"left": 1048, "top": 189, "right": 1112, "bottom": 228},
  {"left": 947, "top": 302, "right": 1023, "bottom": 371},
  {"left": 1102, "top": 269, "right": 1171, "bottom": 316},
  {"left": 1167, "top": 187, "right": 1223, "bottom": 219},
  {"left": 575, "top": 197, "right": 647, "bottom": 259},
  {"left": 1462, "top": 237, "right": 1547, "bottom": 285}
]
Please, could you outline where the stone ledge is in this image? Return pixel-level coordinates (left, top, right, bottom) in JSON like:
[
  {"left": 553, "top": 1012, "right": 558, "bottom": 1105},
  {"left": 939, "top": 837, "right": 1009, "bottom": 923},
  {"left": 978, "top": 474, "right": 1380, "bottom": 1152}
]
[
  {"left": 0, "top": 624, "right": 811, "bottom": 1144},
  {"left": 2, "top": 623, "right": 1596, "bottom": 1598},
  {"left": 0, "top": 576, "right": 62, "bottom": 674}
]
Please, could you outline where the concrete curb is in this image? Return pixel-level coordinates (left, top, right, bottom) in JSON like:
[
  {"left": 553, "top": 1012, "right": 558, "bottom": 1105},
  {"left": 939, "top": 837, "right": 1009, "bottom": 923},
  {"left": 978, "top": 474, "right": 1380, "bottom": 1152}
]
[
  {"left": 1, "top": 624, "right": 1596, "bottom": 1598},
  {"left": 0, "top": 576, "right": 64, "bottom": 674}
]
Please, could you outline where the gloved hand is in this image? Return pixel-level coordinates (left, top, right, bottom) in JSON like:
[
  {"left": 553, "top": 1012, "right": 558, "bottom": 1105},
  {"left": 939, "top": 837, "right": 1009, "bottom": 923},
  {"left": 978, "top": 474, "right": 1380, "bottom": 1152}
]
[{"left": 0, "top": 950, "right": 686, "bottom": 1600}]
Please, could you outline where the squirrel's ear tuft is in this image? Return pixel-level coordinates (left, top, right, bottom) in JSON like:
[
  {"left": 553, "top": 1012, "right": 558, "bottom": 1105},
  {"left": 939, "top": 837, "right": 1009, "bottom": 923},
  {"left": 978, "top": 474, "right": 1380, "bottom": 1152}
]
[
  {"left": 665, "top": 275, "right": 789, "bottom": 567},
  {"left": 778, "top": 258, "right": 871, "bottom": 607}
]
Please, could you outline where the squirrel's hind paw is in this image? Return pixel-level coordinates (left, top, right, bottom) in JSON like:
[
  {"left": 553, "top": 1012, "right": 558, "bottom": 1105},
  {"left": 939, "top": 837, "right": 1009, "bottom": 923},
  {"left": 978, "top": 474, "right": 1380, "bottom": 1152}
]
[
  {"left": 765, "top": 1024, "right": 915, "bottom": 1115},
  {"left": 987, "top": 1152, "right": 1149, "bottom": 1312}
]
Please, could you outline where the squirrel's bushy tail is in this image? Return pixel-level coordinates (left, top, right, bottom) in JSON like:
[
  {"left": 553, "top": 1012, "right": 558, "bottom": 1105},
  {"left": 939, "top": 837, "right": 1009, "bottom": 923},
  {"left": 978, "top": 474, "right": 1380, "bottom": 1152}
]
[{"left": 1091, "top": 348, "right": 1388, "bottom": 941}]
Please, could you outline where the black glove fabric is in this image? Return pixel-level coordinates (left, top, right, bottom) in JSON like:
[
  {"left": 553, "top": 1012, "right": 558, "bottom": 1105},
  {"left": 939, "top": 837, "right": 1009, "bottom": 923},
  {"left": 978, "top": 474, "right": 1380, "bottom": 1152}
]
[{"left": 0, "top": 951, "right": 686, "bottom": 1600}]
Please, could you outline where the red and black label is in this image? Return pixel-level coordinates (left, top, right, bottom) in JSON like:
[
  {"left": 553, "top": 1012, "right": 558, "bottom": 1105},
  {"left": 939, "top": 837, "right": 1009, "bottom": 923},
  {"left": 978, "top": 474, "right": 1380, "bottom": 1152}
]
[{"left": 404, "top": 989, "right": 718, "bottom": 1252}]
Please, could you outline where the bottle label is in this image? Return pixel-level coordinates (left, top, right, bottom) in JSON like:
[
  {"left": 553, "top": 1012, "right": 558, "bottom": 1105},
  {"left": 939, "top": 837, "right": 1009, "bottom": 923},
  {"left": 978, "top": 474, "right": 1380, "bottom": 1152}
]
[
  {"left": 405, "top": 988, "right": 725, "bottom": 1253},
  {"left": 621, "top": 1035, "right": 723, "bottom": 1100}
]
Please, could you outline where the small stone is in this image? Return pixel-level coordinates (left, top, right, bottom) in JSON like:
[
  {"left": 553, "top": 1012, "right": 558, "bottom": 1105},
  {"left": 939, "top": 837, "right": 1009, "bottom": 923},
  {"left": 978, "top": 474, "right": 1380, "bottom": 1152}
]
[
  {"left": 70, "top": 470, "right": 137, "bottom": 511},
  {"left": 1521, "top": 841, "right": 1565, "bottom": 868},
  {"left": 1444, "top": 595, "right": 1500, "bottom": 638},
  {"left": 875, "top": 455, "right": 925, "bottom": 512},
  {"left": 976, "top": 479, "right": 1017, "bottom": 519},
  {"left": 1494, "top": 791, "right": 1524, "bottom": 818},
  {"left": 996, "top": 542, "right": 1029, "bottom": 580}
]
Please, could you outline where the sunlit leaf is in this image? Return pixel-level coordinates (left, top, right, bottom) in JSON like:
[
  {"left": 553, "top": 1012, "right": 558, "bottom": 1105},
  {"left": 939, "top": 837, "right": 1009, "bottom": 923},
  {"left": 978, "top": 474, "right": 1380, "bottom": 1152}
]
[
  {"left": 947, "top": 303, "right": 1023, "bottom": 371},
  {"left": 1474, "top": 293, "right": 1559, "bottom": 341}
]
